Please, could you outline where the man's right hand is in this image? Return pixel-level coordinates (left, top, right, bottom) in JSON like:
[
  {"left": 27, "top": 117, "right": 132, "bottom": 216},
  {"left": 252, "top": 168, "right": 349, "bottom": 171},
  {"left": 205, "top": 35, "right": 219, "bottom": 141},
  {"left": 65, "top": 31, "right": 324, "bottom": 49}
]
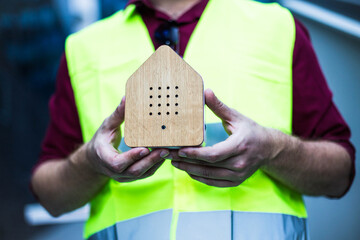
[
  {"left": 84, "top": 97, "right": 170, "bottom": 182},
  {"left": 31, "top": 97, "right": 169, "bottom": 217}
]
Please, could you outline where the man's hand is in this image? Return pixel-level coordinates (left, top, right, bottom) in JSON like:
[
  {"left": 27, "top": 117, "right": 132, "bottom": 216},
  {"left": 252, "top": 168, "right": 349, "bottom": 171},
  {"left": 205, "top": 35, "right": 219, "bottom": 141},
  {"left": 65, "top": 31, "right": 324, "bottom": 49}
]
[
  {"left": 171, "top": 89, "right": 352, "bottom": 197},
  {"left": 84, "top": 97, "right": 170, "bottom": 182},
  {"left": 170, "top": 89, "right": 275, "bottom": 187},
  {"left": 32, "top": 97, "right": 169, "bottom": 217}
]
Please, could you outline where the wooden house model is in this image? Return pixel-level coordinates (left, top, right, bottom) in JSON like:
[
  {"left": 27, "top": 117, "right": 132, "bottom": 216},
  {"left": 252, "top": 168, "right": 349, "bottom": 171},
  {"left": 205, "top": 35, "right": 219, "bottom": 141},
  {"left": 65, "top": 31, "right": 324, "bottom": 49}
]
[{"left": 124, "top": 45, "right": 204, "bottom": 148}]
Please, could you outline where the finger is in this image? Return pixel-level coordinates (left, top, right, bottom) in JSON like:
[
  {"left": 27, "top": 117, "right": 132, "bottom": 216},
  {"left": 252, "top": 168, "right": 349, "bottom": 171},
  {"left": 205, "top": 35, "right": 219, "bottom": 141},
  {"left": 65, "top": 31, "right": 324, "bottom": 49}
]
[
  {"left": 103, "top": 97, "right": 126, "bottom": 130},
  {"left": 205, "top": 89, "right": 238, "bottom": 122},
  {"left": 188, "top": 174, "right": 238, "bottom": 187},
  {"left": 171, "top": 157, "right": 230, "bottom": 171},
  {"left": 172, "top": 154, "right": 252, "bottom": 176},
  {"left": 178, "top": 134, "right": 243, "bottom": 163},
  {"left": 171, "top": 157, "right": 211, "bottom": 165},
  {"left": 114, "top": 159, "right": 165, "bottom": 182},
  {"left": 171, "top": 161, "right": 237, "bottom": 181},
  {"left": 105, "top": 147, "right": 149, "bottom": 174},
  {"left": 140, "top": 159, "right": 166, "bottom": 178},
  {"left": 122, "top": 149, "right": 169, "bottom": 178},
  {"left": 171, "top": 155, "right": 226, "bottom": 167}
]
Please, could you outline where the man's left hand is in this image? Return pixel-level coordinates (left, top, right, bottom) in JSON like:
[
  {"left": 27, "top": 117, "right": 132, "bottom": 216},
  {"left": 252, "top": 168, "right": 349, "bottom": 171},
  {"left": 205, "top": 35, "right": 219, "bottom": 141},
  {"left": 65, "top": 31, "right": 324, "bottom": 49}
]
[{"left": 171, "top": 89, "right": 278, "bottom": 187}]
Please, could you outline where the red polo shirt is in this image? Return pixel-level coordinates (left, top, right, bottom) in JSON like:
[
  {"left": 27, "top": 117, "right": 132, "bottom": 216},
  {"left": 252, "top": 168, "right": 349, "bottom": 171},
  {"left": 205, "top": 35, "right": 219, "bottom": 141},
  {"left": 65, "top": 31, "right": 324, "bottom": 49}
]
[{"left": 36, "top": 0, "right": 355, "bottom": 182}]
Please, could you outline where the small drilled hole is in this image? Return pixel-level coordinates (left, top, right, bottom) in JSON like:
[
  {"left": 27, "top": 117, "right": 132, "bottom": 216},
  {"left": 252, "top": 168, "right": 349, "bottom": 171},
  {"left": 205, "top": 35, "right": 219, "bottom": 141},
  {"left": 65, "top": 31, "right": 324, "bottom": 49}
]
[
  {"left": 175, "top": 94, "right": 178, "bottom": 98},
  {"left": 167, "top": 103, "right": 170, "bottom": 107},
  {"left": 175, "top": 112, "right": 178, "bottom": 115},
  {"left": 167, "top": 95, "right": 170, "bottom": 98},
  {"left": 175, "top": 86, "right": 179, "bottom": 89},
  {"left": 175, "top": 103, "right": 178, "bottom": 106},
  {"left": 150, "top": 87, "right": 153, "bottom": 90},
  {"left": 158, "top": 104, "right": 161, "bottom": 107},
  {"left": 149, "top": 112, "right": 152, "bottom": 116},
  {"left": 150, "top": 104, "right": 153, "bottom": 107},
  {"left": 158, "top": 95, "right": 161, "bottom": 98},
  {"left": 150, "top": 95, "right": 153, "bottom": 99},
  {"left": 167, "top": 112, "right": 170, "bottom": 115},
  {"left": 158, "top": 87, "right": 161, "bottom": 90},
  {"left": 167, "top": 86, "right": 170, "bottom": 90},
  {"left": 162, "top": 125, "right": 166, "bottom": 130},
  {"left": 158, "top": 112, "right": 161, "bottom": 115}
]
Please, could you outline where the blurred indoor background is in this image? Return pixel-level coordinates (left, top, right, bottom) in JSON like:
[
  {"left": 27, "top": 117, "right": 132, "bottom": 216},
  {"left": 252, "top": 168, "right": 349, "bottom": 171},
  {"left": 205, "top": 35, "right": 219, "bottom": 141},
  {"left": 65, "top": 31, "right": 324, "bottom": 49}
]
[{"left": 0, "top": 0, "right": 359, "bottom": 239}]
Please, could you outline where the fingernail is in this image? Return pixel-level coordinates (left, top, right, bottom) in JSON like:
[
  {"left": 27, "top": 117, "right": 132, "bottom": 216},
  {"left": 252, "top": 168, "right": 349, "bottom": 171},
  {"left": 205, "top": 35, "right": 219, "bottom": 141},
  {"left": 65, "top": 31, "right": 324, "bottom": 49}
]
[
  {"left": 178, "top": 151, "right": 187, "bottom": 157},
  {"left": 160, "top": 150, "right": 169, "bottom": 158},
  {"left": 140, "top": 149, "right": 148, "bottom": 157}
]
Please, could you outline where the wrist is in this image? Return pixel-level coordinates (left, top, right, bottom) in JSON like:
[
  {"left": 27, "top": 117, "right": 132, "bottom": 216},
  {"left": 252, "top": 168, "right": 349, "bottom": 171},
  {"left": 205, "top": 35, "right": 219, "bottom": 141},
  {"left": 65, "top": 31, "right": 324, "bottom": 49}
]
[
  {"left": 262, "top": 128, "right": 302, "bottom": 168},
  {"left": 70, "top": 143, "right": 108, "bottom": 181},
  {"left": 262, "top": 128, "right": 287, "bottom": 167}
]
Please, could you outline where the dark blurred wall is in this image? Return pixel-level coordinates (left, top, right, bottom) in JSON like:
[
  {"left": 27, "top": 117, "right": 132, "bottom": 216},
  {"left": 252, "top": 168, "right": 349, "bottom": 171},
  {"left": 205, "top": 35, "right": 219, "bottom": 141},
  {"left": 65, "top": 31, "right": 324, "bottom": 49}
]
[
  {"left": 0, "top": 0, "right": 126, "bottom": 239},
  {"left": 0, "top": 0, "right": 65, "bottom": 238},
  {"left": 298, "top": 18, "right": 360, "bottom": 240}
]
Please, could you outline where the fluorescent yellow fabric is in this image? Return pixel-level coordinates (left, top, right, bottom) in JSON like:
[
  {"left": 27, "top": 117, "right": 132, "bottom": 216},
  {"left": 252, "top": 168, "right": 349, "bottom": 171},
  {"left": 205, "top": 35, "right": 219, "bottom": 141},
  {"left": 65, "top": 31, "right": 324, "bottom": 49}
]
[{"left": 65, "top": 0, "right": 306, "bottom": 239}]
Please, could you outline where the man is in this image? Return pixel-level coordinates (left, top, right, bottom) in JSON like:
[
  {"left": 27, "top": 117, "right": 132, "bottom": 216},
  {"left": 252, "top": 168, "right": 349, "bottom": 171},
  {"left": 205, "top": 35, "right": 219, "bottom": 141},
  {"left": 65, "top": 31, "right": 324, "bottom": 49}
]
[{"left": 31, "top": 0, "right": 355, "bottom": 239}]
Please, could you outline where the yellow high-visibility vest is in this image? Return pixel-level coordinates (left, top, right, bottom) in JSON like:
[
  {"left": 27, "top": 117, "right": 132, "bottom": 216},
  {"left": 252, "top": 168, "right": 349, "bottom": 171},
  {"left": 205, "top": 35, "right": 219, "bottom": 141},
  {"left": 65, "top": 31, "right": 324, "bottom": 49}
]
[{"left": 66, "top": 0, "right": 307, "bottom": 239}]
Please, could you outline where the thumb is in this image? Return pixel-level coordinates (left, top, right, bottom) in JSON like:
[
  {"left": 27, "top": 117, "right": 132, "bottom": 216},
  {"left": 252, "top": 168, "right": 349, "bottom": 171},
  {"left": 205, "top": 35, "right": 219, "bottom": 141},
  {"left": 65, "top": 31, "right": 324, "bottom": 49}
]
[
  {"left": 103, "top": 97, "right": 126, "bottom": 130},
  {"left": 205, "top": 89, "right": 237, "bottom": 122}
]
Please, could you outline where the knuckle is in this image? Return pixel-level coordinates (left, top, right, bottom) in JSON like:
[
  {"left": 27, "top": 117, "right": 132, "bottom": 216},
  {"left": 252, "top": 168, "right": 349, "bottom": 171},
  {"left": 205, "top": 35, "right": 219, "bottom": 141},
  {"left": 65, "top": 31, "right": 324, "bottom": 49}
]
[
  {"left": 127, "top": 168, "right": 143, "bottom": 178},
  {"left": 236, "top": 143, "right": 248, "bottom": 153},
  {"left": 207, "top": 152, "right": 219, "bottom": 162},
  {"left": 112, "top": 162, "right": 126, "bottom": 172},
  {"left": 109, "top": 155, "right": 126, "bottom": 172},
  {"left": 233, "top": 160, "right": 247, "bottom": 171}
]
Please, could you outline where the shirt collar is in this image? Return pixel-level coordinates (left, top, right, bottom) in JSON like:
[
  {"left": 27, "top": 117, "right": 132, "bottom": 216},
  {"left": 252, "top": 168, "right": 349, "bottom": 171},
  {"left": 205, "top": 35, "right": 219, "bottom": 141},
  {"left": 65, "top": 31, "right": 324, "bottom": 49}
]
[
  {"left": 124, "top": 0, "right": 155, "bottom": 20},
  {"left": 125, "top": 0, "right": 208, "bottom": 23},
  {"left": 126, "top": 0, "right": 154, "bottom": 8}
]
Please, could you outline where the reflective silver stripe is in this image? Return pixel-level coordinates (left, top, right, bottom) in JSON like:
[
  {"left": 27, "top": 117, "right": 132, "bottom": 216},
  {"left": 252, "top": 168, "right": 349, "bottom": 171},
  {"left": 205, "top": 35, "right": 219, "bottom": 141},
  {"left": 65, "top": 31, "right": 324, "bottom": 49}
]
[
  {"left": 177, "top": 210, "right": 232, "bottom": 240},
  {"left": 88, "top": 225, "right": 117, "bottom": 240},
  {"left": 116, "top": 209, "right": 172, "bottom": 239},
  {"left": 232, "top": 211, "right": 308, "bottom": 240},
  {"left": 88, "top": 209, "right": 173, "bottom": 240},
  {"left": 89, "top": 210, "right": 308, "bottom": 239},
  {"left": 177, "top": 211, "right": 308, "bottom": 240}
]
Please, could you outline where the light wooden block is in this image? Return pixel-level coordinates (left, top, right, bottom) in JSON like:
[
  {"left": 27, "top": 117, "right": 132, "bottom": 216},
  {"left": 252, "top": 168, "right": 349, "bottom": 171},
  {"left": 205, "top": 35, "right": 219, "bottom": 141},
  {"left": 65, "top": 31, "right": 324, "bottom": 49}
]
[{"left": 124, "top": 45, "right": 204, "bottom": 148}]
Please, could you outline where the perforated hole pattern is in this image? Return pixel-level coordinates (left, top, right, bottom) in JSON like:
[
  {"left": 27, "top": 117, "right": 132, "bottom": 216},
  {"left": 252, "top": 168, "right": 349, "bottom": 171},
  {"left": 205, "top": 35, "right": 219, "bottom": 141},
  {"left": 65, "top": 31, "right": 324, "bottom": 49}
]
[{"left": 149, "top": 86, "right": 180, "bottom": 124}]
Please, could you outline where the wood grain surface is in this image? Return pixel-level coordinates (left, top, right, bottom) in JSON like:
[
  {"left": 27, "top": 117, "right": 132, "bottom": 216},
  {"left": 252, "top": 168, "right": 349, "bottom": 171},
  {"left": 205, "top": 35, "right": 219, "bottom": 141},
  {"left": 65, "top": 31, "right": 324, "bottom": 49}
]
[{"left": 124, "top": 45, "right": 204, "bottom": 147}]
